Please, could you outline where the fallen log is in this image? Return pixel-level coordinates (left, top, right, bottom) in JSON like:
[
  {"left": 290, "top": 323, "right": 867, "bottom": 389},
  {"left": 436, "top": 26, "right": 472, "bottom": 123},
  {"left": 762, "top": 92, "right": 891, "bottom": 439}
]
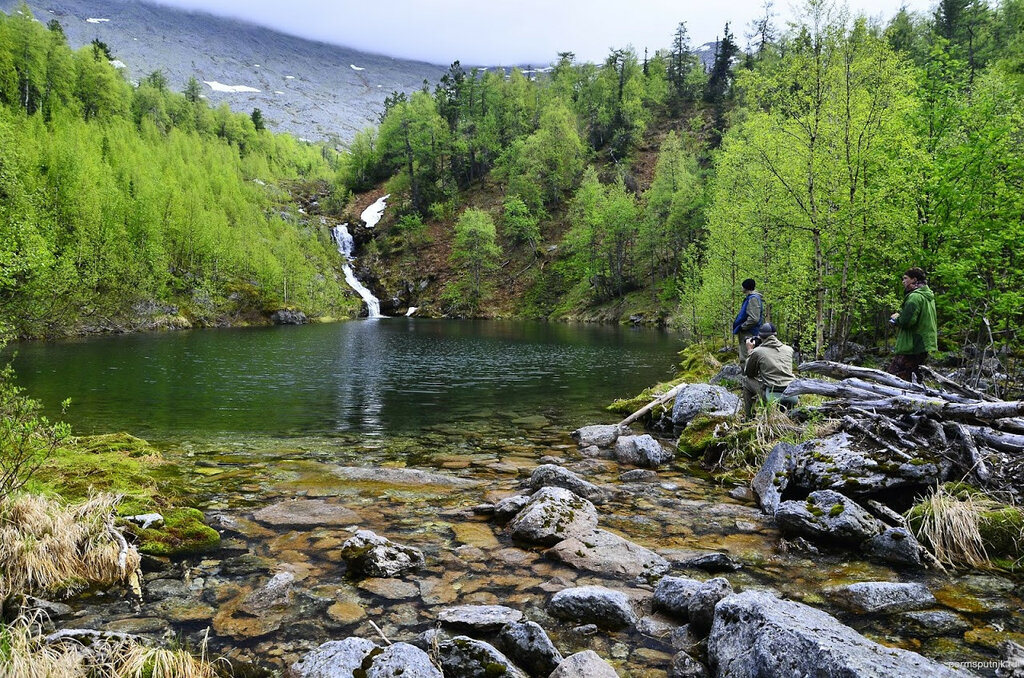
[
  {"left": 920, "top": 365, "right": 1000, "bottom": 402},
  {"left": 949, "top": 423, "right": 991, "bottom": 483},
  {"left": 616, "top": 383, "right": 685, "bottom": 429},
  {"left": 797, "top": 361, "right": 921, "bottom": 390},
  {"left": 963, "top": 426, "right": 1024, "bottom": 454},
  {"left": 784, "top": 378, "right": 886, "bottom": 401}
]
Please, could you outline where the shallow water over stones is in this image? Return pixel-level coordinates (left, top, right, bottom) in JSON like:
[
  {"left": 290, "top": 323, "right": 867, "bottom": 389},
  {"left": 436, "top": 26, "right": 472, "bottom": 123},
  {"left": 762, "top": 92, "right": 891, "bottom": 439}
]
[{"left": 59, "top": 425, "right": 1024, "bottom": 677}]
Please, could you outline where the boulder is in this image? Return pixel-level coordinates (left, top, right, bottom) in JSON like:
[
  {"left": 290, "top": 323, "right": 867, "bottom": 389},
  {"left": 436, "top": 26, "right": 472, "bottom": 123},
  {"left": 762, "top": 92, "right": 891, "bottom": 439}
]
[
  {"left": 366, "top": 642, "right": 442, "bottom": 678},
  {"left": 529, "top": 465, "right": 608, "bottom": 504},
  {"left": 271, "top": 309, "right": 308, "bottom": 325},
  {"left": 751, "top": 442, "right": 799, "bottom": 514},
  {"left": 708, "top": 591, "right": 972, "bottom": 678},
  {"left": 614, "top": 434, "right": 674, "bottom": 468},
  {"left": 548, "top": 585, "right": 638, "bottom": 629},
  {"left": 493, "top": 494, "right": 531, "bottom": 524},
  {"left": 290, "top": 637, "right": 379, "bottom": 678},
  {"left": 672, "top": 384, "right": 740, "bottom": 427},
  {"left": 498, "top": 621, "right": 563, "bottom": 677},
  {"left": 653, "top": 576, "right": 703, "bottom": 619},
  {"left": 862, "top": 527, "right": 923, "bottom": 567},
  {"left": 545, "top": 528, "right": 670, "bottom": 579},
  {"left": 823, "top": 582, "right": 937, "bottom": 614},
  {"left": 437, "top": 636, "right": 527, "bottom": 678},
  {"left": 620, "top": 469, "right": 658, "bottom": 482},
  {"left": 436, "top": 605, "right": 523, "bottom": 632},
  {"left": 507, "top": 487, "right": 598, "bottom": 546},
  {"left": 549, "top": 650, "right": 619, "bottom": 678},
  {"left": 788, "top": 433, "right": 946, "bottom": 499},
  {"left": 775, "top": 490, "right": 884, "bottom": 546},
  {"left": 687, "top": 577, "right": 734, "bottom": 636},
  {"left": 340, "top": 530, "right": 424, "bottom": 578},
  {"left": 571, "top": 425, "right": 620, "bottom": 448}
]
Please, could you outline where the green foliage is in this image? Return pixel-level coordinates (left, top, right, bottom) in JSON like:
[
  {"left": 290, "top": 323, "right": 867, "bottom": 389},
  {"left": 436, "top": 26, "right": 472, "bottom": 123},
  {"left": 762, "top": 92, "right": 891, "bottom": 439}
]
[
  {"left": 0, "top": 363, "right": 71, "bottom": 495},
  {"left": 0, "top": 6, "right": 354, "bottom": 337},
  {"left": 445, "top": 208, "right": 501, "bottom": 314},
  {"left": 695, "top": 10, "right": 920, "bottom": 355},
  {"left": 501, "top": 195, "right": 540, "bottom": 248}
]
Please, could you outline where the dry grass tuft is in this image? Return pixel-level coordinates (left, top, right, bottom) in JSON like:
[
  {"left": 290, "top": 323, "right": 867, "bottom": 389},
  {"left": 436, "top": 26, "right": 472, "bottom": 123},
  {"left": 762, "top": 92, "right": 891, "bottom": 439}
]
[
  {"left": 0, "top": 612, "right": 86, "bottom": 678},
  {"left": 0, "top": 492, "right": 141, "bottom": 598},
  {"left": 113, "top": 641, "right": 221, "bottom": 678},
  {"left": 0, "top": 613, "right": 222, "bottom": 678},
  {"left": 911, "top": 484, "right": 991, "bottom": 568}
]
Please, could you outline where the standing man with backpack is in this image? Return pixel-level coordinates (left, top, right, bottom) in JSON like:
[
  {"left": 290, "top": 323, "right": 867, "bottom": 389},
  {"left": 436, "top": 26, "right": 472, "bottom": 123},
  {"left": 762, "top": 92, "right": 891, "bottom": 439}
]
[{"left": 733, "top": 278, "right": 764, "bottom": 368}]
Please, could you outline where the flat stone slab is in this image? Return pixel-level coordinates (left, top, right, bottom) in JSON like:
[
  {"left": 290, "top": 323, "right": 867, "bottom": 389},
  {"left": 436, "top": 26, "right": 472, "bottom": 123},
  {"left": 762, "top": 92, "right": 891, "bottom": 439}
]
[
  {"left": 824, "top": 582, "right": 937, "bottom": 614},
  {"left": 252, "top": 499, "right": 360, "bottom": 527},
  {"left": 436, "top": 605, "right": 524, "bottom": 632},
  {"left": 545, "top": 528, "right": 670, "bottom": 579}
]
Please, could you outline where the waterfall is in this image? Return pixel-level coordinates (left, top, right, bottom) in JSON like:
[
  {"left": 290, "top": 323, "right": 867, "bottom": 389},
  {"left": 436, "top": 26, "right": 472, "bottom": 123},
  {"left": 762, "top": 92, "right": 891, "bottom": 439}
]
[{"left": 331, "top": 224, "right": 383, "bottom": 318}]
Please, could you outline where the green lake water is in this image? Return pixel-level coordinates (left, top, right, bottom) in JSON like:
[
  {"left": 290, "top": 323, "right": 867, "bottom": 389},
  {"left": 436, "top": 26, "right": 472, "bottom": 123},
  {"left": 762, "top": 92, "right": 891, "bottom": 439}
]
[{"left": 8, "top": 319, "right": 679, "bottom": 441}]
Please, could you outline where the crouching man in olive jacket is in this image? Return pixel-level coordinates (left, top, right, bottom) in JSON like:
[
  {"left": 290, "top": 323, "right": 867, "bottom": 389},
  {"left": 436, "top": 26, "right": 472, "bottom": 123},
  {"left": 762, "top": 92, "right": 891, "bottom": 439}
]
[{"left": 742, "top": 323, "right": 797, "bottom": 419}]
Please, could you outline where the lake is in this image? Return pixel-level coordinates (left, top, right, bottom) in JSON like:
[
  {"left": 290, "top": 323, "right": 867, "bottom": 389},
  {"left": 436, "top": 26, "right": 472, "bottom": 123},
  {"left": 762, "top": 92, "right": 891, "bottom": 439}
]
[{"left": 7, "top": 319, "right": 680, "bottom": 442}]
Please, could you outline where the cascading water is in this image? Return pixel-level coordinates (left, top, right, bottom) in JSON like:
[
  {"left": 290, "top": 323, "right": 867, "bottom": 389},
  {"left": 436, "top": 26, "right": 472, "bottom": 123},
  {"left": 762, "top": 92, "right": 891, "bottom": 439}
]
[{"left": 331, "top": 224, "right": 383, "bottom": 318}]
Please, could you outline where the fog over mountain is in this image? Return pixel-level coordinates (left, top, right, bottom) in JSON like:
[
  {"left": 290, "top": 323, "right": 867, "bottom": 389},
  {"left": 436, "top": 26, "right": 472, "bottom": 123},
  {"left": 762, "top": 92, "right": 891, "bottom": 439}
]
[{"left": 1, "top": 0, "right": 449, "bottom": 143}]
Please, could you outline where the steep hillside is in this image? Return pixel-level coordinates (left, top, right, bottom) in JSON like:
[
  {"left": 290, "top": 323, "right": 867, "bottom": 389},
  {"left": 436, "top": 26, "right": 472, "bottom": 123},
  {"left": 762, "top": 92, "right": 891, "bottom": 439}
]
[{"left": 0, "top": 0, "right": 449, "bottom": 142}]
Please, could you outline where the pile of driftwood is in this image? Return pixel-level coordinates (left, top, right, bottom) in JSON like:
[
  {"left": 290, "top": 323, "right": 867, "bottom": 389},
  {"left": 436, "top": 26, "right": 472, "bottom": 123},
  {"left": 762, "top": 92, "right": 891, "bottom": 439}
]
[{"left": 785, "top": 361, "right": 1024, "bottom": 498}]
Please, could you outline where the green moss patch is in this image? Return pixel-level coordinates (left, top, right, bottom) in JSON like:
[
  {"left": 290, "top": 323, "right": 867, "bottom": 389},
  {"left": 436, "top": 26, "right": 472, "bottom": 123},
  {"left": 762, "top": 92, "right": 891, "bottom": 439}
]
[
  {"left": 676, "top": 343, "right": 722, "bottom": 383},
  {"left": 607, "top": 377, "right": 688, "bottom": 415},
  {"left": 126, "top": 507, "right": 221, "bottom": 557}
]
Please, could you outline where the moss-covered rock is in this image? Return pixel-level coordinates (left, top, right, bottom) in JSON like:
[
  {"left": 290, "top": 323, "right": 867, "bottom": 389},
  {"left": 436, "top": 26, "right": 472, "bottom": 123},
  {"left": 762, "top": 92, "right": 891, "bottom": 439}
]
[
  {"left": 676, "top": 414, "right": 754, "bottom": 465},
  {"left": 676, "top": 343, "right": 722, "bottom": 383},
  {"left": 126, "top": 507, "right": 221, "bottom": 556}
]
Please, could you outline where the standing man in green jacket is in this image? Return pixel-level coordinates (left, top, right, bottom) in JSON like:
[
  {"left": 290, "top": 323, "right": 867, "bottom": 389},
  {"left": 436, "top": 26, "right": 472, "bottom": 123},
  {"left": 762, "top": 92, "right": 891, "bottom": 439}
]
[{"left": 887, "top": 267, "right": 937, "bottom": 383}]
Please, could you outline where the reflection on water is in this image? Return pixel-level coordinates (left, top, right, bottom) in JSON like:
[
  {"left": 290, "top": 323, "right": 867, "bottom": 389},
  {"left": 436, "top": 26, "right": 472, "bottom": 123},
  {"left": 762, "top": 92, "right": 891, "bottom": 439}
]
[{"left": 7, "top": 319, "right": 678, "bottom": 440}]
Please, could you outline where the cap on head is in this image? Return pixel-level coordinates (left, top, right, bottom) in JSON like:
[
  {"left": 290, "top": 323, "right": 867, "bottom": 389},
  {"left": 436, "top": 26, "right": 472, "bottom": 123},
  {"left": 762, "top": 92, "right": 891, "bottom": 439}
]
[
  {"left": 903, "top": 267, "right": 927, "bottom": 283},
  {"left": 758, "top": 323, "right": 777, "bottom": 337},
  {"left": 742, "top": 278, "right": 756, "bottom": 291}
]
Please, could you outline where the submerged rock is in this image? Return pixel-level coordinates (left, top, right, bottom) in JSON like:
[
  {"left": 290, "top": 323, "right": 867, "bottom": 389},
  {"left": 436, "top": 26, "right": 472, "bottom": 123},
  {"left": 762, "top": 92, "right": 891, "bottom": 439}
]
[
  {"left": 545, "top": 528, "right": 670, "bottom": 579},
  {"left": 708, "top": 591, "right": 972, "bottom": 678},
  {"left": 253, "top": 499, "right": 360, "bottom": 527},
  {"left": 340, "top": 530, "right": 424, "bottom": 578}
]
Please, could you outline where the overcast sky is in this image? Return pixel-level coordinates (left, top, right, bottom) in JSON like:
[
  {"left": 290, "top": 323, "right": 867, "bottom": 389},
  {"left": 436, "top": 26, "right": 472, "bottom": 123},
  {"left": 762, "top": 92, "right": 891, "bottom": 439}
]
[{"left": 148, "top": 0, "right": 937, "bottom": 66}]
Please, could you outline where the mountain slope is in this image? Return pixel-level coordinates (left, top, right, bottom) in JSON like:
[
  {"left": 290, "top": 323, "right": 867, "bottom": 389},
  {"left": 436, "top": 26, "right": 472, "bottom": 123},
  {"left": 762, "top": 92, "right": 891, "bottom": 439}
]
[{"left": 0, "top": 0, "right": 449, "bottom": 143}]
